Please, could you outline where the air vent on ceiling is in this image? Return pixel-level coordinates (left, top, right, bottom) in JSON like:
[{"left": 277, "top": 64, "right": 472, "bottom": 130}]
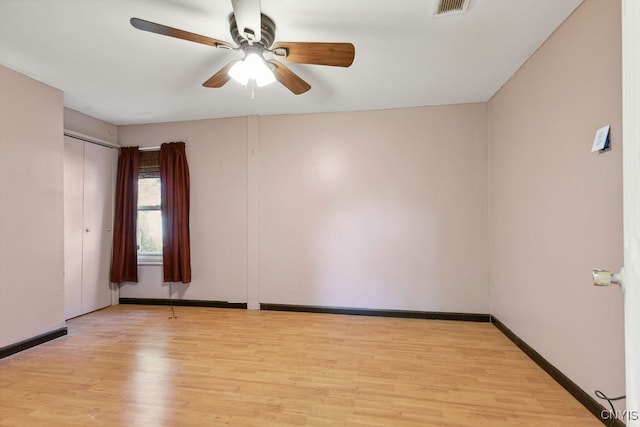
[{"left": 434, "top": 0, "right": 470, "bottom": 16}]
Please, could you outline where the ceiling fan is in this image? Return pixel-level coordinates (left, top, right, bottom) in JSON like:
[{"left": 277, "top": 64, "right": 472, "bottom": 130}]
[{"left": 130, "top": 0, "right": 355, "bottom": 95}]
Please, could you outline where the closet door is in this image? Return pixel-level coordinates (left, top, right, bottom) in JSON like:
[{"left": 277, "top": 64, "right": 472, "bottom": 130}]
[
  {"left": 63, "top": 136, "right": 84, "bottom": 319},
  {"left": 81, "top": 142, "right": 115, "bottom": 313}
]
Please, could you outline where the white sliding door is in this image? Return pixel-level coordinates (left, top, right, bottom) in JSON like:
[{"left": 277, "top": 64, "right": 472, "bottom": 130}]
[
  {"left": 64, "top": 135, "right": 115, "bottom": 319},
  {"left": 81, "top": 142, "right": 115, "bottom": 313},
  {"left": 63, "top": 136, "right": 84, "bottom": 319}
]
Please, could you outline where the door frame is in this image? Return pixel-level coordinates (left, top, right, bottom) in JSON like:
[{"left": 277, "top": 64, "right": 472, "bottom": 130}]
[{"left": 622, "top": 0, "right": 639, "bottom": 423}]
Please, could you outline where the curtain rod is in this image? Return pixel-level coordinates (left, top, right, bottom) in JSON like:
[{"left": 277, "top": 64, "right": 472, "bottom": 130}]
[
  {"left": 140, "top": 142, "right": 187, "bottom": 151},
  {"left": 63, "top": 130, "right": 119, "bottom": 149}
]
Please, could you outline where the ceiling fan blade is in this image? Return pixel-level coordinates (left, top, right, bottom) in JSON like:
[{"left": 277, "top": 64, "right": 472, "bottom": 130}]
[
  {"left": 130, "top": 18, "right": 234, "bottom": 49},
  {"left": 272, "top": 42, "right": 355, "bottom": 67},
  {"left": 268, "top": 60, "right": 311, "bottom": 95},
  {"left": 231, "top": 0, "right": 261, "bottom": 43},
  {"left": 202, "top": 61, "right": 238, "bottom": 88}
]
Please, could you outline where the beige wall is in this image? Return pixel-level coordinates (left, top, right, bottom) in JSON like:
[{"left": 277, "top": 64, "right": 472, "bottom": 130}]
[
  {"left": 64, "top": 107, "right": 118, "bottom": 145},
  {"left": 118, "top": 104, "right": 489, "bottom": 313},
  {"left": 0, "top": 65, "right": 65, "bottom": 347},
  {"left": 488, "top": 0, "right": 624, "bottom": 400},
  {"left": 117, "top": 118, "right": 249, "bottom": 303},
  {"left": 259, "top": 105, "right": 488, "bottom": 311}
]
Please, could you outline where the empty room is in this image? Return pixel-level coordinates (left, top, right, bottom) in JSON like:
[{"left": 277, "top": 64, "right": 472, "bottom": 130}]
[{"left": 1, "top": 0, "right": 638, "bottom": 426}]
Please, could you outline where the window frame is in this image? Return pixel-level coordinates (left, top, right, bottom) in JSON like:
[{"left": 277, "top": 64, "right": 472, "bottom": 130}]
[
  {"left": 137, "top": 209, "right": 162, "bottom": 265},
  {"left": 137, "top": 168, "right": 163, "bottom": 266}
]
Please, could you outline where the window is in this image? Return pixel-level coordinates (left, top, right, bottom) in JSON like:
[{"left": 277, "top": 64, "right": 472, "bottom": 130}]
[{"left": 137, "top": 150, "right": 162, "bottom": 264}]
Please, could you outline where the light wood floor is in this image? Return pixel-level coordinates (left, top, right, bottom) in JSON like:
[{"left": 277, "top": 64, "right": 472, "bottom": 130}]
[{"left": 0, "top": 305, "right": 601, "bottom": 426}]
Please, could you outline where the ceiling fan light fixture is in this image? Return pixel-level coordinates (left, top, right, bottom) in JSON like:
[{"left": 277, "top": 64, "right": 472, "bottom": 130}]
[
  {"left": 246, "top": 53, "right": 276, "bottom": 87},
  {"left": 255, "top": 70, "right": 276, "bottom": 87},
  {"left": 228, "top": 60, "right": 249, "bottom": 85},
  {"left": 229, "top": 61, "right": 249, "bottom": 85},
  {"left": 228, "top": 52, "right": 275, "bottom": 87}
]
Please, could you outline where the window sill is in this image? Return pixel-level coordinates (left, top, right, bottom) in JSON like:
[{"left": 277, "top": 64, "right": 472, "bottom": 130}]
[{"left": 138, "top": 254, "right": 162, "bottom": 266}]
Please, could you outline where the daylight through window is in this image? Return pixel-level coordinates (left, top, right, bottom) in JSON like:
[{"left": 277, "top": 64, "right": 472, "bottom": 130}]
[{"left": 137, "top": 149, "right": 162, "bottom": 264}]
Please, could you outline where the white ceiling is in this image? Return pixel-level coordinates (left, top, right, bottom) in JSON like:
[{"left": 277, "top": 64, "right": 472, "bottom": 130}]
[{"left": 0, "top": 0, "right": 583, "bottom": 126}]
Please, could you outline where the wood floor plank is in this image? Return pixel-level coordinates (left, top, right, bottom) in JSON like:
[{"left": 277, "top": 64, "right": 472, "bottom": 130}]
[{"left": 0, "top": 305, "right": 601, "bottom": 426}]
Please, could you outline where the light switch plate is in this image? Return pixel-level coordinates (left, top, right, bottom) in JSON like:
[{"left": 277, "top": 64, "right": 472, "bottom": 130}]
[{"left": 592, "top": 125, "right": 611, "bottom": 152}]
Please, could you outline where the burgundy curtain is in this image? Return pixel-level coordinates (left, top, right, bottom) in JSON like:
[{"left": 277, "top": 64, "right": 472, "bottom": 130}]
[
  {"left": 110, "top": 147, "right": 139, "bottom": 282},
  {"left": 160, "top": 142, "right": 191, "bottom": 283}
]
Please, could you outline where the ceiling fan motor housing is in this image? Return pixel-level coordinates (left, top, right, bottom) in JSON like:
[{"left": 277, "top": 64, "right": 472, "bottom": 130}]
[{"left": 230, "top": 13, "right": 276, "bottom": 49}]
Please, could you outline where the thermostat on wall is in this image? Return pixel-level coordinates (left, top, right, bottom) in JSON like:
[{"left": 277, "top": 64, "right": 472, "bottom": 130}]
[{"left": 591, "top": 125, "right": 611, "bottom": 152}]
